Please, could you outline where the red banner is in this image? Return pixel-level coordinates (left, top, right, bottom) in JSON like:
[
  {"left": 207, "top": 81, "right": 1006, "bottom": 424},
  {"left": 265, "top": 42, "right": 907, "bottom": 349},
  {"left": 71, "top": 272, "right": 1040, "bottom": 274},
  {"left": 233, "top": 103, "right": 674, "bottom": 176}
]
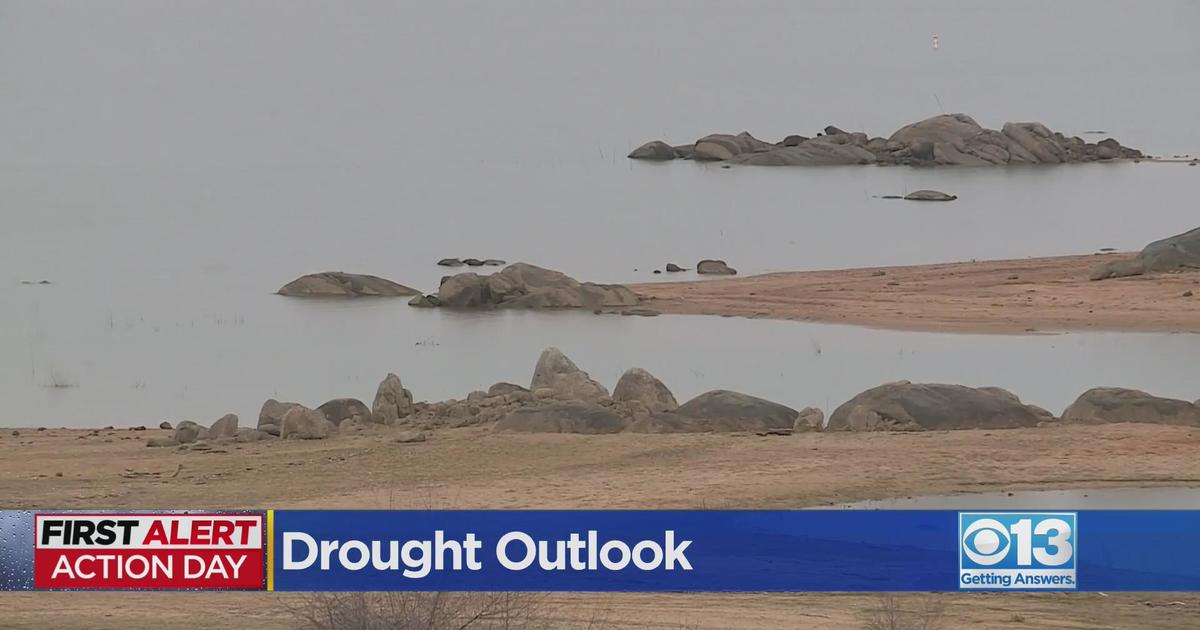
[
  {"left": 33, "top": 513, "right": 265, "bottom": 590},
  {"left": 34, "top": 548, "right": 264, "bottom": 589}
]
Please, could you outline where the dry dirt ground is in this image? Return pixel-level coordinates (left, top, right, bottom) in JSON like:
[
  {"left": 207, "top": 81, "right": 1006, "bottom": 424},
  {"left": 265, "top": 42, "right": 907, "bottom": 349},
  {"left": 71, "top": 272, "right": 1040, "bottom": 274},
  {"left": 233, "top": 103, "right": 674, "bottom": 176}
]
[
  {"left": 2, "top": 423, "right": 1199, "bottom": 628},
  {"left": 634, "top": 254, "right": 1200, "bottom": 333}
]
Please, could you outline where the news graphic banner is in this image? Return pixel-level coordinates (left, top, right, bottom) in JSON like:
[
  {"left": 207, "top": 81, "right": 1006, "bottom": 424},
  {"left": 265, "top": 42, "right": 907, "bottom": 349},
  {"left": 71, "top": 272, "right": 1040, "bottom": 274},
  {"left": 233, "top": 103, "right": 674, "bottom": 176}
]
[
  {"left": 0, "top": 511, "right": 266, "bottom": 590},
  {"left": 3, "top": 510, "right": 1200, "bottom": 591}
]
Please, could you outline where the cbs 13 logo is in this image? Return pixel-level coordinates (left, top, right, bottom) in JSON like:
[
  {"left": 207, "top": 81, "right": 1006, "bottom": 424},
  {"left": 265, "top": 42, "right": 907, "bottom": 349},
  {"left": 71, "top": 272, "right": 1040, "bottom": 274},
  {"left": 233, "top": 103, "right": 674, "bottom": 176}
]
[{"left": 960, "top": 513, "right": 1076, "bottom": 569}]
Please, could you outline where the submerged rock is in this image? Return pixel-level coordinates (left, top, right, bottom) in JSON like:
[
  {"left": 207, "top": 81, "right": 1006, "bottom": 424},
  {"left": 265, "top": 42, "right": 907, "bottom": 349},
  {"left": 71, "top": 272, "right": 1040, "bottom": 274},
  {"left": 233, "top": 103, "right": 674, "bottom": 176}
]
[
  {"left": 693, "top": 132, "right": 774, "bottom": 161},
  {"left": 627, "top": 140, "right": 677, "bottom": 161},
  {"left": 731, "top": 140, "right": 874, "bottom": 166},
  {"left": 904, "top": 190, "right": 957, "bottom": 201},
  {"left": 278, "top": 272, "right": 418, "bottom": 297},
  {"left": 1061, "top": 387, "right": 1200, "bottom": 426},
  {"left": 827, "top": 381, "right": 1047, "bottom": 431},
  {"left": 408, "top": 294, "right": 440, "bottom": 307}
]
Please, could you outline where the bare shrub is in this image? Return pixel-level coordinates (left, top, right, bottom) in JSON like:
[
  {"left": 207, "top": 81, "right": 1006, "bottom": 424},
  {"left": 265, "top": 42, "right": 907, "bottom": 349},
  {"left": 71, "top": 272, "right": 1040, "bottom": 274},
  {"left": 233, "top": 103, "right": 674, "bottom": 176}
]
[{"left": 862, "top": 595, "right": 945, "bottom": 630}]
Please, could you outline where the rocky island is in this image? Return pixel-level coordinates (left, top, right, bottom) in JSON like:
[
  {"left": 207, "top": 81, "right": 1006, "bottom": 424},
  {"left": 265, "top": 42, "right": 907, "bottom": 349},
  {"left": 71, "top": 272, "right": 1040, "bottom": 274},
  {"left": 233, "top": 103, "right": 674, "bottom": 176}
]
[
  {"left": 277, "top": 272, "right": 419, "bottom": 297},
  {"left": 411, "top": 262, "right": 639, "bottom": 309},
  {"left": 629, "top": 113, "right": 1143, "bottom": 167}
]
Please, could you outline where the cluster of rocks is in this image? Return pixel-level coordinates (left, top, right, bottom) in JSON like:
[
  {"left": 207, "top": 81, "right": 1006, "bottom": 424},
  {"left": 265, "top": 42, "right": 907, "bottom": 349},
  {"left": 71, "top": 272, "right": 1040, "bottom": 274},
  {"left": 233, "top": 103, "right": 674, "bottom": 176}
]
[
  {"left": 629, "top": 113, "right": 1143, "bottom": 167},
  {"left": 404, "top": 369, "right": 1199, "bottom": 436},
  {"left": 406, "top": 348, "right": 819, "bottom": 435},
  {"left": 437, "top": 258, "right": 506, "bottom": 268},
  {"left": 146, "top": 413, "right": 277, "bottom": 448},
  {"left": 148, "top": 372, "right": 420, "bottom": 448},
  {"left": 276, "top": 263, "right": 644, "bottom": 312},
  {"left": 1090, "top": 225, "right": 1200, "bottom": 280},
  {"left": 826, "top": 382, "right": 1200, "bottom": 431},
  {"left": 146, "top": 354, "right": 1199, "bottom": 449},
  {"left": 650, "top": 260, "right": 736, "bottom": 275},
  {"left": 277, "top": 272, "right": 419, "bottom": 297},
  {"left": 410, "top": 263, "right": 639, "bottom": 310},
  {"left": 146, "top": 348, "right": 827, "bottom": 449}
]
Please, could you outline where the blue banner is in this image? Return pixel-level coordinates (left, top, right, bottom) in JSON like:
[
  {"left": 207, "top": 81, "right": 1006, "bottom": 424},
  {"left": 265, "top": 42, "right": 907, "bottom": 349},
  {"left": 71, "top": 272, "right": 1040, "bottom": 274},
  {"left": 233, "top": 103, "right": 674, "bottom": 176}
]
[
  {"left": 269, "top": 510, "right": 1200, "bottom": 592},
  {"left": 7, "top": 509, "right": 1200, "bottom": 591}
]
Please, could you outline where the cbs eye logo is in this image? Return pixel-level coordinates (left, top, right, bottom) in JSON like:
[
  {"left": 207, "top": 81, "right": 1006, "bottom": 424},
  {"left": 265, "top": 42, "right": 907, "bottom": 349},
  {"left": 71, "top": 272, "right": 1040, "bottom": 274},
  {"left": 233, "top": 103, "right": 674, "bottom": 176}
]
[{"left": 959, "top": 513, "right": 1076, "bottom": 569}]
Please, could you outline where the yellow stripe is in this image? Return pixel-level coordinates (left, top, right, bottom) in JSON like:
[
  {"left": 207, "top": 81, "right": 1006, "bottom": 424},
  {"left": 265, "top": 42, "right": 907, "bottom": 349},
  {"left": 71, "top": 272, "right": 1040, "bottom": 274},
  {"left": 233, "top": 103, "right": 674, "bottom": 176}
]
[{"left": 266, "top": 509, "right": 275, "bottom": 591}]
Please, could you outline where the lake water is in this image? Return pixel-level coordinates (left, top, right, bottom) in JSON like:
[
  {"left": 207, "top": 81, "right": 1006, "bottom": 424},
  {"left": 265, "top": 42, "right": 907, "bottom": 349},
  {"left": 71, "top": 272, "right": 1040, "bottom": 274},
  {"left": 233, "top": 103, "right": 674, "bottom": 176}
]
[
  {"left": 6, "top": 302, "right": 1199, "bottom": 427},
  {"left": 1, "top": 2, "right": 1198, "bottom": 427}
]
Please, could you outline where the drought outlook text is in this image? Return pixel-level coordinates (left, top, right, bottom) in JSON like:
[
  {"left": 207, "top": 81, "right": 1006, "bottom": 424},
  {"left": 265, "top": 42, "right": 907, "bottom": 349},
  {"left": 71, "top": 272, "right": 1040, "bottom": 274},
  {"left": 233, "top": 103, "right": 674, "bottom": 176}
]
[
  {"left": 282, "top": 529, "right": 692, "bottom": 577},
  {"left": 34, "top": 513, "right": 264, "bottom": 589}
]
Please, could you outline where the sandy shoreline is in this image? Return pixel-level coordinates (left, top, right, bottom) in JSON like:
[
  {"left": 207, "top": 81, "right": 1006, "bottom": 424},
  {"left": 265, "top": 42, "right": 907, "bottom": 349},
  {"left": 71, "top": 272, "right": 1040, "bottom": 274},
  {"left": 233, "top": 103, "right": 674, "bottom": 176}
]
[
  {"left": 7, "top": 423, "right": 1199, "bottom": 510},
  {"left": 633, "top": 253, "right": 1200, "bottom": 334},
  {"left": 3, "top": 423, "right": 1200, "bottom": 628}
]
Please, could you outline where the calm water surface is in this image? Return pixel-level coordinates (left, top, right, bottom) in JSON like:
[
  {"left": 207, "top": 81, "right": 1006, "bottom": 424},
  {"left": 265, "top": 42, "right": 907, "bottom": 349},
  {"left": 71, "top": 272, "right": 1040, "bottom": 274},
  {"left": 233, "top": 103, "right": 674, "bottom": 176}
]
[
  {"left": 5, "top": 303, "right": 1199, "bottom": 427},
  {"left": 1, "top": 2, "right": 1198, "bottom": 426}
]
